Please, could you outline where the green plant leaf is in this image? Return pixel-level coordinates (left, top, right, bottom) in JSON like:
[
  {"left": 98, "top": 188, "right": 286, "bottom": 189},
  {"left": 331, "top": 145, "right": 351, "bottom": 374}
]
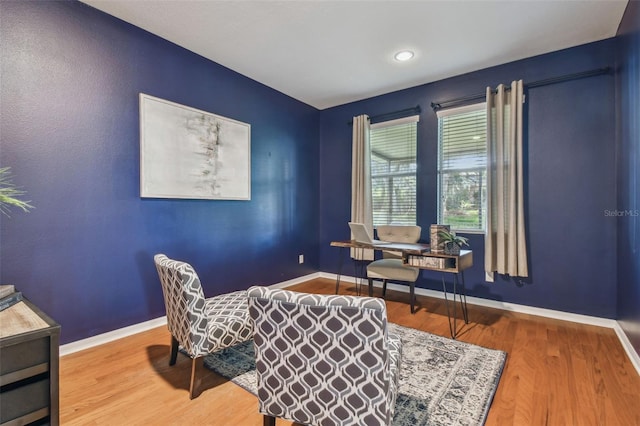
[
  {"left": 438, "top": 230, "right": 469, "bottom": 246},
  {"left": 0, "top": 167, "right": 34, "bottom": 217}
]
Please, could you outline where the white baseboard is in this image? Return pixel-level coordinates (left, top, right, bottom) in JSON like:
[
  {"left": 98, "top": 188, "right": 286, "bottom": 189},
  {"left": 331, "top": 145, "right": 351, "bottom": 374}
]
[
  {"left": 613, "top": 322, "right": 640, "bottom": 375},
  {"left": 60, "top": 316, "right": 168, "bottom": 356},
  {"left": 317, "top": 272, "right": 640, "bottom": 376},
  {"left": 318, "top": 272, "right": 616, "bottom": 327},
  {"left": 60, "top": 272, "right": 322, "bottom": 357},
  {"left": 60, "top": 271, "right": 640, "bottom": 377},
  {"left": 266, "top": 272, "right": 323, "bottom": 289}
]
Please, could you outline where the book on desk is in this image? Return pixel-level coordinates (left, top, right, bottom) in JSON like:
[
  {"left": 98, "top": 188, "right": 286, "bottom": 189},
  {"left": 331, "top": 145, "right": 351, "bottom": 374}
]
[
  {"left": 0, "top": 285, "right": 23, "bottom": 312},
  {"left": 407, "top": 256, "right": 455, "bottom": 269}
]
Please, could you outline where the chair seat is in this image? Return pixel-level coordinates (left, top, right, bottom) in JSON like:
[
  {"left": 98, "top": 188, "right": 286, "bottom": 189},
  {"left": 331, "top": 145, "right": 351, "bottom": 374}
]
[
  {"left": 367, "top": 258, "right": 419, "bottom": 282},
  {"left": 205, "top": 290, "right": 253, "bottom": 351}
]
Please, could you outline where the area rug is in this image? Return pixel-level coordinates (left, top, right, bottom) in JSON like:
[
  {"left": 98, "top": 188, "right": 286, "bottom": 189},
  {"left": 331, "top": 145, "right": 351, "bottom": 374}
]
[{"left": 204, "top": 323, "right": 506, "bottom": 426}]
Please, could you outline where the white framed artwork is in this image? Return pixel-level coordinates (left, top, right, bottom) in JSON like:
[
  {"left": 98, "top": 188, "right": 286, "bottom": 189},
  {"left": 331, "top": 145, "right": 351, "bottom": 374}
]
[{"left": 139, "top": 93, "right": 251, "bottom": 200}]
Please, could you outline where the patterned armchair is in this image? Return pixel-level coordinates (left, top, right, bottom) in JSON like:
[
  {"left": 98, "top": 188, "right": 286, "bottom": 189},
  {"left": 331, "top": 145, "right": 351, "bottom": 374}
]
[
  {"left": 154, "top": 254, "right": 253, "bottom": 399},
  {"left": 247, "top": 286, "right": 402, "bottom": 426}
]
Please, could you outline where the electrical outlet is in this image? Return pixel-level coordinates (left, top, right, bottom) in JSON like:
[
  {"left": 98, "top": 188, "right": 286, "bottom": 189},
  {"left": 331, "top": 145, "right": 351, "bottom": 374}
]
[{"left": 298, "top": 254, "right": 304, "bottom": 264}]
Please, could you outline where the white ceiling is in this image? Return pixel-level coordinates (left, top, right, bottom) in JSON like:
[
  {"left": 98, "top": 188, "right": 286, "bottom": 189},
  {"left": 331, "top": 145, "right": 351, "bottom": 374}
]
[{"left": 81, "top": 0, "right": 628, "bottom": 110}]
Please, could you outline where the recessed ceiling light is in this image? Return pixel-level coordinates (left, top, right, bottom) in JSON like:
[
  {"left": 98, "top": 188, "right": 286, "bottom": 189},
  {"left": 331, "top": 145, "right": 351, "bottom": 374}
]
[{"left": 394, "top": 50, "right": 414, "bottom": 62}]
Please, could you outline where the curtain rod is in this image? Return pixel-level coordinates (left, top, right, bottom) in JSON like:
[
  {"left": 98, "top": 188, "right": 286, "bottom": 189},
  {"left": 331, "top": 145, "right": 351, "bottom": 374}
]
[
  {"left": 430, "top": 67, "right": 611, "bottom": 112},
  {"left": 347, "top": 105, "right": 421, "bottom": 126}
]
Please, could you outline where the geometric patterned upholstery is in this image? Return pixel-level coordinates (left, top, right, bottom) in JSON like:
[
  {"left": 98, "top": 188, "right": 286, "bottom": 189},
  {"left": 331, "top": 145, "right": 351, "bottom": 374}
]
[
  {"left": 154, "top": 254, "right": 253, "bottom": 398},
  {"left": 247, "top": 286, "right": 402, "bottom": 426},
  {"left": 366, "top": 226, "right": 421, "bottom": 313}
]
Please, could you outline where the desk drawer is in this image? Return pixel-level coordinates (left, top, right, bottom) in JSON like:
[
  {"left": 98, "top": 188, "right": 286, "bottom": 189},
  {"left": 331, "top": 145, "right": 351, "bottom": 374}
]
[
  {"left": 0, "top": 337, "right": 49, "bottom": 377},
  {"left": 0, "top": 376, "right": 49, "bottom": 424}
]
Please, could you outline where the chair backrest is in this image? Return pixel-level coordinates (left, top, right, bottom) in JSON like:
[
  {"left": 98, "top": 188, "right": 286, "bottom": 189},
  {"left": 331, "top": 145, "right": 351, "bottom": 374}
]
[
  {"left": 247, "top": 286, "right": 395, "bottom": 426},
  {"left": 377, "top": 225, "right": 421, "bottom": 259},
  {"left": 154, "top": 254, "right": 208, "bottom": 357}
]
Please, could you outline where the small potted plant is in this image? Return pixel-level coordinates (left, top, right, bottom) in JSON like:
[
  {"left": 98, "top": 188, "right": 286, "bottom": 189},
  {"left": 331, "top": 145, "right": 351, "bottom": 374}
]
[{"left": 438, "top": 230, "right": 469, "bottom": 255}]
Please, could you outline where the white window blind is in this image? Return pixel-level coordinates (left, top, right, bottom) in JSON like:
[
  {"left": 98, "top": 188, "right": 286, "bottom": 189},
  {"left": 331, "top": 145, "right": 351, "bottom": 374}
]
[
  {"left": 437, "top": 103, "right": 487, "bottom": 232},
  {"left": 370, "top": 115, "right": 418, "bottom": 226}
]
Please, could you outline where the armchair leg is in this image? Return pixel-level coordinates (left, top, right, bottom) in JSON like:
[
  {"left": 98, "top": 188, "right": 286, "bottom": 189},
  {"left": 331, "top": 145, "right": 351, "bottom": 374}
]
[
  {"left": 382, "top": 280, "right": 388, "bottom": 298},
  {"left": 263, "top": 415, "right": 276, "bottom": 426},
  {"left": 169, "top": 336, "right": 179, "bottom": 366},
  {"left": 368, "top": 278, "right": 374, "bottom": 296},
  {"left": 189, "top": 357, "right": 199, "bottom": 399}
]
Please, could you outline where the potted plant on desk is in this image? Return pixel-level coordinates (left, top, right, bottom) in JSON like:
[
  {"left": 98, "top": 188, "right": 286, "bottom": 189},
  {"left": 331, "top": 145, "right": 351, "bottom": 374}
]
[{"left": 438, "top": 230, "right": 469, "bottom": 255}]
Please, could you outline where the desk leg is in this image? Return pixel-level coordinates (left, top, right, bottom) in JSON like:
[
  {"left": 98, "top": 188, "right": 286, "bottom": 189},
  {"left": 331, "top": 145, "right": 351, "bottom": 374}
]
[
  {"left": 460, "top": 271, "right": 469, "bottom": 324},
  {"left": 353, "top": 259, "right": 360, "bottom": 296},
  {"left": 336, "top": 248, "right": 367, "bottom": 296},
  {"left": 335, "top": 247, "right": 345, "bottom": 295},
  {"left": 442, "top": 272, "right": 468, "bottom": 339},
  {"left": 410, "top": 282, "right": 416, "bottom": 314},
  {"left": 453, "top": 273, "right": 459, "bottom": 338},
  {"left": 441, "top": 273, "right": 455, "bottom": 339},
  {"left": 353, "top": 258, "right": 368, "bottom": 296}
]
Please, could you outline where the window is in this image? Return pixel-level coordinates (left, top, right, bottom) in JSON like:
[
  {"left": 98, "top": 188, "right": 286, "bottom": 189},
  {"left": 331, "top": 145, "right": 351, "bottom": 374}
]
[
  {"left": 370, "top": 115, "right": 418, "bottom": 226},
  {"left": 437, "top": 103, "right": 487, "bottom": 232}
]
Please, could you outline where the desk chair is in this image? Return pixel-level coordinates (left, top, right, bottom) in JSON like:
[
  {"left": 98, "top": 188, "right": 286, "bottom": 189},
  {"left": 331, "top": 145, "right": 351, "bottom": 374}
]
[
  {"left": 154, "top": 254, "right": 253, "bottom": 399},
  {"left": 367, "top": 225, "right": 421, "bottom": 313},
  {"left": 247, "top": 286, "right": 402, "bottom": 426}
]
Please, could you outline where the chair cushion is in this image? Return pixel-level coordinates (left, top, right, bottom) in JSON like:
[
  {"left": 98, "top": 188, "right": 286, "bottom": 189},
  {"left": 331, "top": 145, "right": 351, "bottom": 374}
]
[
  {"left": 376, "top": 225, "right": 421, "bottom": 243},
  {"left": 367, "top": 258, "right": 419, "bottom": 282},
  {"left": 205, "top": 290, "right": 253, "bottom": 353},
  {"left": 376, "top": 225, "right": 421, "bottom": 259}
]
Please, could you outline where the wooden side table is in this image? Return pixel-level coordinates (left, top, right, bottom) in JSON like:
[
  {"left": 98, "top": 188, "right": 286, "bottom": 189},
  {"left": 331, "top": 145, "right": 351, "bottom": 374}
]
[{"left": 0, "top": 298, "right": 60, "bottom": 426}]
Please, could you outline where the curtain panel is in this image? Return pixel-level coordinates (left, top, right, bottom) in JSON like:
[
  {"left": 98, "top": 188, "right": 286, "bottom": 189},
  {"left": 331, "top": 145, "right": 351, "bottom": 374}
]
[
  {"left": 351, "top": 114, "right": 374, "bottom": 260},
  {"left": 485, "top": 81, "right": 528, "bottom": 278}
]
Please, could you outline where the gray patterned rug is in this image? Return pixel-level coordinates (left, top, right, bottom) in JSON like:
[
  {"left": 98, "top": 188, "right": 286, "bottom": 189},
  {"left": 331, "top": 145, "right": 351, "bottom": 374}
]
[{"left": 204, "top": 323, "right": 506, "bottom": 426}]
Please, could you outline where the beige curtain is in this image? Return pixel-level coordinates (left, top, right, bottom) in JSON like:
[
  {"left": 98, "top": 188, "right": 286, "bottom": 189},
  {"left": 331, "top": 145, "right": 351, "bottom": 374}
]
[
  {"left": 485, "top": 80, "right": 528, "bottom": 277},
  {"left": 351, "top": 114, "right": 374, "bottom": 260}
]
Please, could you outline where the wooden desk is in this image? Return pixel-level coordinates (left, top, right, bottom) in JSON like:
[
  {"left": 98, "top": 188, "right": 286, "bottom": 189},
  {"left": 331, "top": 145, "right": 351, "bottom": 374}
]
[
  {"left": 0, "top": 299, "right": 60, "bottom": 426},
  {"left": 331, "top": 240, "right": 428, "bottom": 296},
  {"left": 331, "top": 240, "right": 472, "bottom": 338},
  {"left": 330, "top": 240, "right": 430, "bottom": 255},
  {"left": 404, "top": 249, "right": 472, "bottom": 338}
]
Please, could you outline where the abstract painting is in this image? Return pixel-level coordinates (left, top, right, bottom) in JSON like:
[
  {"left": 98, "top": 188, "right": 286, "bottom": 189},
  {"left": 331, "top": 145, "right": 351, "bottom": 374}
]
[{"left": 140, "top": 94, "right": 251, "bottom": 200}]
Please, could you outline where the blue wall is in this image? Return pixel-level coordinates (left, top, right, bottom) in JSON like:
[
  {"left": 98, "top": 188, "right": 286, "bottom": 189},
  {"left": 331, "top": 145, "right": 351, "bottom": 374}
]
[
  {"left": 319, "top": 40, "right": 618, "bottom": 319},
  {"left": 0, "top": 1, "right": 320, "bottom": 344},
  {"left": 1, "top": 0, "right": 632, "bottom": 348},
  {"left": 616, "top": 1, "right": 640, "bottom": 355}
]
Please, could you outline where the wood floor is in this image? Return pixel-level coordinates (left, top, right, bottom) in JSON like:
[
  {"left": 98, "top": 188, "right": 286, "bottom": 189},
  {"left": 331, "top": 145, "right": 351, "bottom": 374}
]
[{"left": 59, "top": 278, "right": 640, "bottom": 425}]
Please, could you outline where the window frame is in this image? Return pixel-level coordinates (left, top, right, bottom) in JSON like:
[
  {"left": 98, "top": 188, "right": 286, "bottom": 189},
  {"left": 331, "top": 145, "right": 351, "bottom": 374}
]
[
  {"left": 436, "top": 103, "right": 487, "bottom": 234},
  {"left": 370, "top": 115, "right": 419, "bottom": 227}
]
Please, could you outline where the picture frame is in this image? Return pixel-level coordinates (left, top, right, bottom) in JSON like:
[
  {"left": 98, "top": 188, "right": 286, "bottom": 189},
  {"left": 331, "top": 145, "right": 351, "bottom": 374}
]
[{"left": 139, "top": 93, "right": 251, "bottom": 200}]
